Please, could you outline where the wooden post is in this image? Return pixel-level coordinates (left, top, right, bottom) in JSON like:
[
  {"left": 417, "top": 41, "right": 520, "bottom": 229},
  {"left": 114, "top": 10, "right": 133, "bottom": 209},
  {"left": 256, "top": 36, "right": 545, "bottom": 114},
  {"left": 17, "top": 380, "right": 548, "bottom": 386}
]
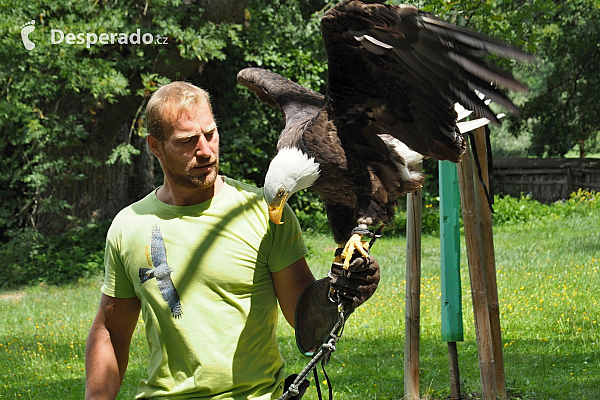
[
  {"left": 457, "top": 143, "right": 498, "bottom": 400},
  {"left": 405, "top": 162, "right": 422, "bottom": 400},
  {"left": 471, "top": 129, "right": 507, "bottom": 397},
  {"left": 448, "top": 342, "right": 461, "bottom": 400}
]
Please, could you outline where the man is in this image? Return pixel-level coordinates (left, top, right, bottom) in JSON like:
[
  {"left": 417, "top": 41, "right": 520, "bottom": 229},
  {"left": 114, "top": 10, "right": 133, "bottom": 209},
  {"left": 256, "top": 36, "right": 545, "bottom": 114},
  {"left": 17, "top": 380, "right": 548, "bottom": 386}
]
[{"left": 85, "top": 81, "right": 379, "bottom": 399}]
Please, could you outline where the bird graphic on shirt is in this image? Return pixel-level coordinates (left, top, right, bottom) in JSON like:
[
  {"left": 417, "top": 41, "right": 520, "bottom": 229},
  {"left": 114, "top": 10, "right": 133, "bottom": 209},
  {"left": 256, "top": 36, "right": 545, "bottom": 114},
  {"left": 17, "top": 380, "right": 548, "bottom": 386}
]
[{"left": 139, "top": 225, "right": 183, "bottom": 318}]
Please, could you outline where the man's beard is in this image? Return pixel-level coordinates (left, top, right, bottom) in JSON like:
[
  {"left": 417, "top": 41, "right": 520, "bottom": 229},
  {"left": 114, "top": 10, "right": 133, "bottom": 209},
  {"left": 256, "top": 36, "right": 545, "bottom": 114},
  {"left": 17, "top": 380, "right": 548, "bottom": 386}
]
[{"left": 168, "top": 158, "right": 220, "bottom": 190}]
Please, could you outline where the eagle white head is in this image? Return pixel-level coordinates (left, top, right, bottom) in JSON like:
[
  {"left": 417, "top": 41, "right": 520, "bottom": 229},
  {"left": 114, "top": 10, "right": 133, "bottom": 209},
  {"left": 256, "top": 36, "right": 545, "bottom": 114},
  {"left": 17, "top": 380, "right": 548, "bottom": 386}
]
[{"left": 263, "top": 147, "right": 320, "bottom": 224}]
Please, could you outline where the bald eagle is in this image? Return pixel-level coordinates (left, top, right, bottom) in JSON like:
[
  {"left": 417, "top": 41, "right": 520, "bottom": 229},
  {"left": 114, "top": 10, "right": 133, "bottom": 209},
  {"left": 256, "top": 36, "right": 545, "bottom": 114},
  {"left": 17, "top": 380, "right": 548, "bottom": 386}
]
[{"left": 237, "top": 0, "right": 532, "bottom": 265}]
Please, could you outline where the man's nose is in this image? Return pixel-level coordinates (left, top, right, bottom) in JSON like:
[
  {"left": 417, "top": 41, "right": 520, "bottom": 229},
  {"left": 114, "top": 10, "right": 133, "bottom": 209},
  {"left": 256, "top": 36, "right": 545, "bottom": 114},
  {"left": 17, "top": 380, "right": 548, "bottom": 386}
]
[{"left": 195, "top": 135, "right": 212, "bottom": 157}]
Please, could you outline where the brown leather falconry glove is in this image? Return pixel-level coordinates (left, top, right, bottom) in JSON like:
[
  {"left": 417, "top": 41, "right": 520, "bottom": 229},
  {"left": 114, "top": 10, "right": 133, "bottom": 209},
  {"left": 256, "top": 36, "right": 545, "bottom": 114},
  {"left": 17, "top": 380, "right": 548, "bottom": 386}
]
[
  {"left": 295, "top": 250, "right": 380, "bottom": 356},
  {"left": 329, "top": 251, "right": 380, "bottom": 310}
]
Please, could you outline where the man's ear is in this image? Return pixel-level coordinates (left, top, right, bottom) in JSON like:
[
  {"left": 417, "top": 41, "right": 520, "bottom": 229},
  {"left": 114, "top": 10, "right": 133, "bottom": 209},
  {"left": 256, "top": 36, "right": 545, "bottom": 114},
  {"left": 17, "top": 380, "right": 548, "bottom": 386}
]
[{"left": 147, "top": 134, "right": 162, "bottom": 159}]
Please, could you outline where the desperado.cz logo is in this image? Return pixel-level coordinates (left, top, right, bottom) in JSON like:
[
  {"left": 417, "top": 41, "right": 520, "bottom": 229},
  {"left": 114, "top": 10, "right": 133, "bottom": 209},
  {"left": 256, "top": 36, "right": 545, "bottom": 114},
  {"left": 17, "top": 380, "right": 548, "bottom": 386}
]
[
  {"left": 19, "top": 19, "right": 168, "bottom": 51},
  {"left": 51, "top": 28, "right": 168, "bottom": 48}
]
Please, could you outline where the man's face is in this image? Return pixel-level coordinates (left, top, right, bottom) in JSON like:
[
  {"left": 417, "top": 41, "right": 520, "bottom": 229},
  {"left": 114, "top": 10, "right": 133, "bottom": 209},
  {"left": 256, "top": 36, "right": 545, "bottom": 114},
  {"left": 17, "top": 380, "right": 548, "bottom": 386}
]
[{"left": 153, "top": 102, "right": 220, "bottom": 190}]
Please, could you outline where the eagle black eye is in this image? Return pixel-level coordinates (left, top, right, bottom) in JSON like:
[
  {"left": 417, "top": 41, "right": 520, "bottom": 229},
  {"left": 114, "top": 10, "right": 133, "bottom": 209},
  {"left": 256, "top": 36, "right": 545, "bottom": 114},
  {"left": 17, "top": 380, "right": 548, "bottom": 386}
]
[{"left": 276, "top": 188, "right": 285, "bottom": 197}]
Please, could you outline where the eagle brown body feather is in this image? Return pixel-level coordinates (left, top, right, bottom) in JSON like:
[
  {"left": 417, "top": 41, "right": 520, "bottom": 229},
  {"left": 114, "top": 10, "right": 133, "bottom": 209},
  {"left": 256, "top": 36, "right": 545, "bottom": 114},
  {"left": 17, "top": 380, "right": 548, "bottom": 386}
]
[{"left": 237, "top": 0, "right": 532, "bottom": 244}]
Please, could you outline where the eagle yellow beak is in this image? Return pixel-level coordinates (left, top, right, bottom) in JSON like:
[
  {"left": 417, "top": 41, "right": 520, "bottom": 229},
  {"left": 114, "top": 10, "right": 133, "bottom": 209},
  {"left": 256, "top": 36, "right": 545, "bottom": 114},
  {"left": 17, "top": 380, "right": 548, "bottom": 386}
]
[{"left": 268, "top": 193, "right": 288, "bottom": 225}]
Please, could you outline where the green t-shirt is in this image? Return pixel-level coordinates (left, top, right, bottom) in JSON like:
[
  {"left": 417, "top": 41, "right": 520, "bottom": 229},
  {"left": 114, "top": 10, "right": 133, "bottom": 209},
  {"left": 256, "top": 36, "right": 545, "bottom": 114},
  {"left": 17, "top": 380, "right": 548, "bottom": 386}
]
[{"left": 101, "top": 177, "right": 308, "bottom": 399}]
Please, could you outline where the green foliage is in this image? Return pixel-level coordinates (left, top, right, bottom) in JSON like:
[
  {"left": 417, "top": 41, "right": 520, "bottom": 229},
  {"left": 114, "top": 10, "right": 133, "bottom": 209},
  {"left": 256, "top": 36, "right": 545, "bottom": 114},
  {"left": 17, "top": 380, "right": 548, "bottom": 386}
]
[
  {"left": 492, "top": 189, "right": 599, "bottom": 225},
  {"left": 492, "top": 193, "right": 551, "bottom": 225},
  {"left": 383, "top": 191, "right": 441, "bottom": 237},
  {"left": 242, "top": 1, "right": 327, "bottom": 90},
  {"left": 106, "top": 143, "right": 140, "bottom": 166},
  {"left": 507, "top": 0, "right": 600, "bottom": 157},
  {"left": 1, "top": 221, "right": 109, "bottom": 289},
  {"left": 289, "top": 189, "right": 331, "bottom": 235},
  {"left": 489, "top": 127, "right": 532, "bottom": 158},
  {"left": 0, "top": 0, "right": 242, "bottom": 239}
]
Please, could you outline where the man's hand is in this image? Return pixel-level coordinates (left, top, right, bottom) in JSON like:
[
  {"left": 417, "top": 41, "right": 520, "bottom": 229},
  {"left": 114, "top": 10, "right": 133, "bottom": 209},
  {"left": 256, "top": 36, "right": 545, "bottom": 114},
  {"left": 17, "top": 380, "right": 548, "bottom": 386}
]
[
  {"left": 329, "top": 250, "right": 380, "bottom": 310},
  {"left": 294, "top": 251, "right": 380, "bottom": 355}
]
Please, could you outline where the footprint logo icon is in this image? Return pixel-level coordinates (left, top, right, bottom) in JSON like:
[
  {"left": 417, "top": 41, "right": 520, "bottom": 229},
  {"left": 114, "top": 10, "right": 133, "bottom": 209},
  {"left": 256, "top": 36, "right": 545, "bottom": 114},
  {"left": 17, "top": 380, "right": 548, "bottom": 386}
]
[{"left": 20, "top": 20, "right": 36, "bottom": 51}]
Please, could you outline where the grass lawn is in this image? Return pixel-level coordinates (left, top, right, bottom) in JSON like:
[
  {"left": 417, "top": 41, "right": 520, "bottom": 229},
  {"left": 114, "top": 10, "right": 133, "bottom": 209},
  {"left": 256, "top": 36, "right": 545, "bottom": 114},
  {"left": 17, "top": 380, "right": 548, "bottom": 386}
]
[{"left": 1, "top": 210, "right": 598, "bottom": 399}]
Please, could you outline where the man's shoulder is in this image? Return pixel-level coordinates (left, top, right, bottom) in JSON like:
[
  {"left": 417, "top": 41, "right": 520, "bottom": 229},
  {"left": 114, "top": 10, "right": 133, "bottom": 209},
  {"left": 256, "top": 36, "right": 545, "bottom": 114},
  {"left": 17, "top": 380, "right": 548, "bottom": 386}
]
[
  {"left": 115, "top": 190, "right": 157, "bottom": 219},
  {"left": 224, "top": 176, "right": 265, "bottom": 200},
  {"left": 108, "top": 191, "right": 158, "bottom": 235}
]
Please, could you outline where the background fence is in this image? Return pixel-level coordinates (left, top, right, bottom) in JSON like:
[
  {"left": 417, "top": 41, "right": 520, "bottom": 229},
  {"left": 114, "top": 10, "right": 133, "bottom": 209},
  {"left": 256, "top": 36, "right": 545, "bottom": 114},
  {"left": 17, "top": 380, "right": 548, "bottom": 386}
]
[{"left": 492, "top": 158, "right": 600, "bottom": 203}]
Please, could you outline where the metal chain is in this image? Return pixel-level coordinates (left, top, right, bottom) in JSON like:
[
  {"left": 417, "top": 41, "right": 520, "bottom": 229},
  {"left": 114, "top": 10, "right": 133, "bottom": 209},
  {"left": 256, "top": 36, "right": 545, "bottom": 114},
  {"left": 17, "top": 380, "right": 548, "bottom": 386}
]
[{"left": 276, "top": 293, "right": 346, "bottom": 400}]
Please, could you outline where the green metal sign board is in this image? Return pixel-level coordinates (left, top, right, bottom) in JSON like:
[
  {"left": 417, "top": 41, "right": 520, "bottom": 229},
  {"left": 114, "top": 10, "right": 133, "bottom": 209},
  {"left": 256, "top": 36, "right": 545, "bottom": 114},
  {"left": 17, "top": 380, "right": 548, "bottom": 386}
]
[{"left": 439, "top": 160, "right": 464, "bottom": 342}]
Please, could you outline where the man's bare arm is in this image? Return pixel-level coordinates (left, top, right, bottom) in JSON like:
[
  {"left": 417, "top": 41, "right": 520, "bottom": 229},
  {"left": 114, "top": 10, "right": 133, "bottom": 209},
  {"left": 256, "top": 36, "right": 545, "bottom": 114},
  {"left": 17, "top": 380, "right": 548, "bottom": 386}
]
[
  {"left": 85, "top": 294, "right": 141, "bottom": 400},
  {"left": 271, "top": 257, "right": 316, "bottom": 328}
]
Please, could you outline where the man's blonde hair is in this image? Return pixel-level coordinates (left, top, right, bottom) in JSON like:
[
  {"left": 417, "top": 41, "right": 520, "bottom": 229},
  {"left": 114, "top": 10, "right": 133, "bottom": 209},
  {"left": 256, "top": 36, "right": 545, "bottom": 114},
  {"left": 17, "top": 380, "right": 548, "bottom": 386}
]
[{"left": 145, "top": 81, "right": 213, "bottom": 142}]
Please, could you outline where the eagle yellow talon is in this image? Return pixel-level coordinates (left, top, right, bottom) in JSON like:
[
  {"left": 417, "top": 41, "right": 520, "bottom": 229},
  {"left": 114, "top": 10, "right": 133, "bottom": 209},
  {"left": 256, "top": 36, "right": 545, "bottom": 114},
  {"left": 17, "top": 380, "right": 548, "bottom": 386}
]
[{"left": 340, "top": 232, "right": 370, "bottom": 269}]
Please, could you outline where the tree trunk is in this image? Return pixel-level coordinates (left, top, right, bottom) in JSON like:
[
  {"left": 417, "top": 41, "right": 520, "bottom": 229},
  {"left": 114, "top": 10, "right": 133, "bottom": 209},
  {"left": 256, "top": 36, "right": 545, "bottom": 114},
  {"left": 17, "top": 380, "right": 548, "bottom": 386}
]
[{"left": 198, "top": 0, "right": 250, "bottom": 25}]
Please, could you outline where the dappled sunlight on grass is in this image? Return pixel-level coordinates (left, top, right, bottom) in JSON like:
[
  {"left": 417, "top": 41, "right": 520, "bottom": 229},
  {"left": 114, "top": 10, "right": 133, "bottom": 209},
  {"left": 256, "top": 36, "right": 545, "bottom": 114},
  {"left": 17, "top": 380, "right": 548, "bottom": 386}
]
[
  {"left": 0, "top": 284, "right": 94, "bottom": 397},
  {"left": 497, "top": 255, "right": 600, "bottom": 398},
  {"left": 0, "top": 281, "right": 148, "bottom": 399},
  {"left": 289, "top": 212, "right": 599, "bottom": 399}
]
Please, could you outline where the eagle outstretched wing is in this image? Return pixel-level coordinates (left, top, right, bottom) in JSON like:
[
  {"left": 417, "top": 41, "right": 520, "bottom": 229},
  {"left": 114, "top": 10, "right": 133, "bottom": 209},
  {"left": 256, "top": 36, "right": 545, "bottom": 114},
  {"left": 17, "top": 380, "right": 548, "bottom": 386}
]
[
  {"left": 151, "top": 224, "right": 167, "bottom": 268},
  {"left": 320, "top": 1, "right": 532, "bottom": 163},
  {"left": 139, "top": 225, "right": 183, "bottom": 318},
  {"left": 156, "top": 273, "right": 183, "bottom": 319}
]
